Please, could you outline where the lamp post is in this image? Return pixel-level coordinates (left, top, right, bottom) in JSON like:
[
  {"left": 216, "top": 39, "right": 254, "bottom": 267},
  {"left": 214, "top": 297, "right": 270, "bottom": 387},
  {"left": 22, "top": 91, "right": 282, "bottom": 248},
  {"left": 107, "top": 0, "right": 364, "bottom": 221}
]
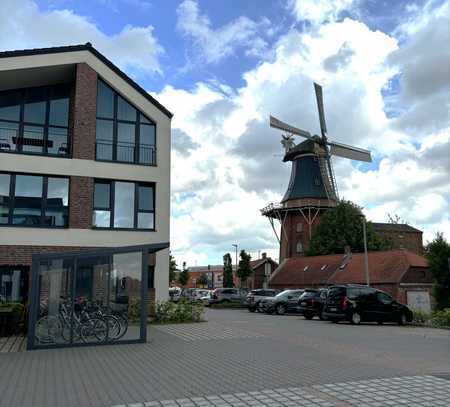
[
  {"left": 232, "top": 244, "right": 238, "bottom": 286},
  {"left": 361, "top": 215, "right": 370, "bottom": 286}
]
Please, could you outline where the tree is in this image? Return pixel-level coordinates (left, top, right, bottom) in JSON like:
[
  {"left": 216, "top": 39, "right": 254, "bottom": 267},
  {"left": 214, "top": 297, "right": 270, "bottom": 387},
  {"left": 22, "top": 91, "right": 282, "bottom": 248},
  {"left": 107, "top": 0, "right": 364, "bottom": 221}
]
[
  {"left": 425, "top": 233, "right": 450, "bottom": 310},
  {"left": 169, "top": 252, "right": 178, "bottom": 285},
  {"left": 223, "top": 253, "right": 234, "bottom": 288},
  {"left": 236, "top": 250, "right": 252, "bottom": 288},
  {"left": 307, "top": 200, "right": 390, "bottom": 256},
  {"left": 177, "top": 261, "right": 190, "bottom": 287},
  {"left": 197, "top": 273, "right": 208, "bottom": 288}
]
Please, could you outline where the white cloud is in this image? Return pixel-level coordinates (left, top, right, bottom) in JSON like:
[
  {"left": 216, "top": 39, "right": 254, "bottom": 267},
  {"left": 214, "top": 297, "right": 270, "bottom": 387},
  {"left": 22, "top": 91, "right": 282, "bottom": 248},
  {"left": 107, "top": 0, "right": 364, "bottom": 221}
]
[
  {"left": 288, "top": 0, "right": 355, "bottom": 24},
  {"left": 0, "top": 0, "right": 164, "bottom": 75},
  {"left": 161, "top": 5, "right": 449, "bottom": 266},
  {"left": 176, "top": 0, "right": 271, "bottom": 64},
  {"left": 389, "top": 0, "right": 450, "bottom": 134}
]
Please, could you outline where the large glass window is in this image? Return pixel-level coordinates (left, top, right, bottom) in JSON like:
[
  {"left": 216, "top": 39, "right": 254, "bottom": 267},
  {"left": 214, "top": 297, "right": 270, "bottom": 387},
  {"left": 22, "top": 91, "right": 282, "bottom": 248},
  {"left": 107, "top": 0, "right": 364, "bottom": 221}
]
[
  {"left": 0, "top": 174, "right": 11, "bottom": 224},
  {"left": 93, "top": 179, "right": 155, "bottom": 230},
  {"left": 96, "top": 79, "right": 156, "bottom": 165},
  {"left": 0, "top": 172, "right": 69, "bottom": 227},
  {"left": 44, "top": 177, "right": 69, "bottom": 226},
  {"left": 0, "top": 84, "right": 70, "bottom": 156}
]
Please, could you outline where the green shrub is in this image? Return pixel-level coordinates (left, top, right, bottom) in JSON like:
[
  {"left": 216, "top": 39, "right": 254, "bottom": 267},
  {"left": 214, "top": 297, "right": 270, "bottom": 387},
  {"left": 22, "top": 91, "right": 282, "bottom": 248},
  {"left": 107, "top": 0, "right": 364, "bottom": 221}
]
[
  {"left": 153, "top": 300, "right": 204, "bottom": 324},
  {"left": 430, "top": 308, "right": 450, "bottom": 328},
  {"left": 0, "top": 302, "right": 24, "bottom": 313},
  {"left": 127, "top": 298, "right": 141, "bottom": 323},
  {"left": 412, "top": 309, "right": 431, "bottom": 325}
]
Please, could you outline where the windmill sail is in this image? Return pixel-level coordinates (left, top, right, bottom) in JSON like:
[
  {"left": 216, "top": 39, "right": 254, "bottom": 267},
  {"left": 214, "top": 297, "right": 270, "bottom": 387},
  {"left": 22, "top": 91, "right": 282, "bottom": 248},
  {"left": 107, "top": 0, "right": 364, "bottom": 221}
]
[
  {"left": 328, "top": 141, "right": 372, "bottom": 162},
  {"left": 314, "top": 83, "right": 327, "bottom": 137},
  {"left": 270, "top": 115, "right": 313, "bottom": 140}
]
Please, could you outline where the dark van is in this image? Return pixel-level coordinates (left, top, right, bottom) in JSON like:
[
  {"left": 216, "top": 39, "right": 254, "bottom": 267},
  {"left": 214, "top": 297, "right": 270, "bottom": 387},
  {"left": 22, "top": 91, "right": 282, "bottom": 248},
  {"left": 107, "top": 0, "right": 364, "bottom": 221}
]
[{"left": 323, "top": 285, "right": 413, "bottom": 325}]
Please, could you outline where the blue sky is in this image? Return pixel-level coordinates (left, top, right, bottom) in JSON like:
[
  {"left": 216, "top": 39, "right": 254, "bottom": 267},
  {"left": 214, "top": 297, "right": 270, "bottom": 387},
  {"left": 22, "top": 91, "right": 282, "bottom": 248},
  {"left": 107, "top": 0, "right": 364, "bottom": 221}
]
[{"left": 3, "top": 0, "right": 449, "bottom": 266}]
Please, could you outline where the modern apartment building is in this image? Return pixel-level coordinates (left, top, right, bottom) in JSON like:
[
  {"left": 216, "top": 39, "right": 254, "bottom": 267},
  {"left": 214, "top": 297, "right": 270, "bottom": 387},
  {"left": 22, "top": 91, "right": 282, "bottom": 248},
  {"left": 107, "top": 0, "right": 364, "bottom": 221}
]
[{"left": 0, "top": 43, "right": 172, "bottom": 337}]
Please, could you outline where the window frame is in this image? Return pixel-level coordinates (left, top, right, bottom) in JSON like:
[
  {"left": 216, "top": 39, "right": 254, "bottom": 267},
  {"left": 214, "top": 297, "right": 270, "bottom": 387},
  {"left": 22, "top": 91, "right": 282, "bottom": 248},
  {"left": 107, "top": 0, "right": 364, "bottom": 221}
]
[
  {"left": 0, "top": 171, "right": 70, "bottom": 228},
  {"left": 95, "top": 79, "right": 157, "bottom": 167},
  {"left": 0, "top": 84, "right": 71, "bottom": 158},
  {"left": 92, "top": 179, "right": 156, "bottom": 231}
]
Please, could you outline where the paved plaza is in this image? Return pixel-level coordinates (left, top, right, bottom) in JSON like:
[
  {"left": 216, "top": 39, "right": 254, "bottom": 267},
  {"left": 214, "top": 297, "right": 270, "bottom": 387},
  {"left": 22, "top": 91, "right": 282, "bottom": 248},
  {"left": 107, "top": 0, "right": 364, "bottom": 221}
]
[{"left": 0, "top": 309, "right": 449, "bottom": 407}]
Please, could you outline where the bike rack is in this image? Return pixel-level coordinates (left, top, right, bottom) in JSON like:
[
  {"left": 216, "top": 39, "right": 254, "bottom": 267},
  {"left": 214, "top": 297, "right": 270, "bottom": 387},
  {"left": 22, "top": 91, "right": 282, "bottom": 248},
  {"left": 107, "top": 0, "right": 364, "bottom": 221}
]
[{"left": 27, "top": 242, "right": 169, "bottom": 350}]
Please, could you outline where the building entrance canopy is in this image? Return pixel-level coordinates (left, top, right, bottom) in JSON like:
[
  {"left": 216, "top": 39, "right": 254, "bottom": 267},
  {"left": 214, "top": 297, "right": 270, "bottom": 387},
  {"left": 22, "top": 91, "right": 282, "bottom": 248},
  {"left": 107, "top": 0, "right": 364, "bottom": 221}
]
[{"left": 27, "top": 243, "right": 168, "bottom": 350}]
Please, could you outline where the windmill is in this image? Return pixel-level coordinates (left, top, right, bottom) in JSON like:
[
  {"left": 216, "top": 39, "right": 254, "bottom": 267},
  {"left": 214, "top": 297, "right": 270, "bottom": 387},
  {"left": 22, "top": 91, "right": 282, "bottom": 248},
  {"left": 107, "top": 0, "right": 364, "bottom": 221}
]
[
  {"left": 261, "top": 82, "right": 372, "bottom": 261},
  {"left": 270, "top": 82, "right": 372, "bottom": 201}
]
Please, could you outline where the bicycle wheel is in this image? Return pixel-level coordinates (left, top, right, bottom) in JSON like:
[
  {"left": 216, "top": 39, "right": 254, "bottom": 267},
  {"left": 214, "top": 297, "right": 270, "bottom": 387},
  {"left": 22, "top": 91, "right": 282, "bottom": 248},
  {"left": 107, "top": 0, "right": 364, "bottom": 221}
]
[
  {"left": 113, "top": 313, "right": 128, "bottom": 340},
  {"left": 35, "top": 316, "right": 62, "bottom": 344},
  {"left": 80, "top": 318, "right": 107, "bottom": 343},
  {"left": 103, "top": 315, "right": 121, "bottom": 341}
]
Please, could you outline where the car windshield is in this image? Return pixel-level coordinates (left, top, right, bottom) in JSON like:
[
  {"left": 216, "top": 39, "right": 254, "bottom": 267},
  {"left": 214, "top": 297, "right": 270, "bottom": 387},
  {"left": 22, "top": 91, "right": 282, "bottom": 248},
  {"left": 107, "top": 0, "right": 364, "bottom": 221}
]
[
  {"left": 328, "top": 287, "right": 346, "bottom": 298},
  {"left": 300, "top": 290, "right": 317, "bottom": 299},
  {"left": 275, "top": 290, "right": 297, "bottom": 298}
]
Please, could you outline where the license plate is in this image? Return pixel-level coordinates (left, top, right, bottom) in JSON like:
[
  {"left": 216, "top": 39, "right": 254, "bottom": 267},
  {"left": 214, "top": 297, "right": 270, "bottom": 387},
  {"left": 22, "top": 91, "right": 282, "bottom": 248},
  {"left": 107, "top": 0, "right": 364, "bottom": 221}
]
[
  {"left": 329, "top": 307, "right": 337, "bottom": 312},
  {"left": 301, "top": 302, "right": 307, "bottom": 306}
]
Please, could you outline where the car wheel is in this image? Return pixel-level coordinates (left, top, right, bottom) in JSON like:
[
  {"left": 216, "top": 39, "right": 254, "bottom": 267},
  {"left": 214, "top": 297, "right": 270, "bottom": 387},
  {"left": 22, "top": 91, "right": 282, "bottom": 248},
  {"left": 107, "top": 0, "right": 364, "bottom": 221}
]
[
  {"left": 350, "top": 312, "right": 361, "bottom": 325},
  {"left": 248, "top": 306, "right": 256, "bottom": 313},
  {"left": 276, "top": 304, "right": 286, "bottom": 315},
  {"left": 331, "top": 319, "right": 339, "bottom": 324},
  {"left": 319, "top": 311, "right": 325, "bottom": 321},
  {"left": 377, "top": 320, "right": 383, "bottom": 325},
  {"left": 304, "top": 312, "right": 314, "bottom": 320},
  {"left": 398, "top": 313, "right": 407, "bottom": 326}
]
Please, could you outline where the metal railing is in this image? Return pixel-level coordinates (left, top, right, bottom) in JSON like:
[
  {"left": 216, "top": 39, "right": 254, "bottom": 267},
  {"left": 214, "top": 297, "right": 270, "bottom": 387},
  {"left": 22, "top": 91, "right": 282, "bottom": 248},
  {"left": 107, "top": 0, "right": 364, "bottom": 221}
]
[{"left": 96, "top": 140, "right": 156, "bottom": 165}]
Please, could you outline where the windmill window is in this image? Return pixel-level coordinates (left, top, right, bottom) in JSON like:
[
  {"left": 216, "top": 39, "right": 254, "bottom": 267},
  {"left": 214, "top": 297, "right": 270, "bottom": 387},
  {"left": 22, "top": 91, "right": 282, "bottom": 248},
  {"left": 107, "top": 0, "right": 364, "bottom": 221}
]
[
  {"left": 296, "top": 222, "right": 303, "bottom": 233},
  {"left": 296, "top": 241, "right": 303, "bottom": 253}
]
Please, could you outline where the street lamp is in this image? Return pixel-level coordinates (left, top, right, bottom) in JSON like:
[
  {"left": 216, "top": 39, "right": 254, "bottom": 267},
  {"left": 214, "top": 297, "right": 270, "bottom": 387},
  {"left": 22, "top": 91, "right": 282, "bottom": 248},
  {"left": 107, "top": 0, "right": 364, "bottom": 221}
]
[
  {"left": 232, "top": 244, "right": 238, "bottom": 283},
  {"left": 360, "top": 215, "right": 370, "bottom": 286}
]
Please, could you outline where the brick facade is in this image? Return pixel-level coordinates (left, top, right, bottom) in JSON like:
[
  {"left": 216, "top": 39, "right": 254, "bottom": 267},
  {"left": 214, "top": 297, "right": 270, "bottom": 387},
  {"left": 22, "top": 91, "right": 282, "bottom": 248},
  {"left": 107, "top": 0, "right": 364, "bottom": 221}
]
[
  {"left": 0, "top": 245, "right": 87, "bottom": 266},
  {"left": 72, "top": 63, "right": 97, "bottom": 160},
  {"left": 280, "top": 209, "right": 325, "bottom": 260},
  {"left": 69, "top": 176, "right": 94, "bottom": 229},
  {"left": 377, "top": 230, "right": 423, "bottom": 255}
]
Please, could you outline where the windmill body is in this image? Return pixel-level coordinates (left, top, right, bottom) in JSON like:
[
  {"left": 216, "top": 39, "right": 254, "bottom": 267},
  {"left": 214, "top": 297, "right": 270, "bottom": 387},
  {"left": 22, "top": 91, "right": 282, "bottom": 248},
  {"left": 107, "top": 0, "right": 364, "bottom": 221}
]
[{"left": 262, "top": 83, "right": 371, "bottom": 261}]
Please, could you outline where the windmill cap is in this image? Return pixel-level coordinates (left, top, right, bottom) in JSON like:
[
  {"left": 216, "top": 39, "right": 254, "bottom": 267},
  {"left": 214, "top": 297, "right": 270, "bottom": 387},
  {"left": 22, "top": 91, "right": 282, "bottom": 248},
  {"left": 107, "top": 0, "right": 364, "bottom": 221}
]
[{"left": 283, "top": 138, "right": 324, "bottom": 162}]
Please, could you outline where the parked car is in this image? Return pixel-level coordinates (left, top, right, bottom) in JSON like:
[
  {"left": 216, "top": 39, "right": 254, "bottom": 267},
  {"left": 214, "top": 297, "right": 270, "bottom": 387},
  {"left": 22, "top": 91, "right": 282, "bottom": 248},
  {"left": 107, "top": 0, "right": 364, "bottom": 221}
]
[
  {"left": 259, "top": 289, "right": 305, "bottom": 315},
  {"left": 169, "top": 287, "right": 182, "bottom": 302},
  {"left": 191, "top": 289, "right": 211, "bottom": 302},
  {"left": 298, "top": 288, "right": 327, "bottom": 320},
  {"left": 199, "top": 291, "right": 212, "bottom": 306},
  {"left": 246, "top": 289, "right": 280, "bottom": 312},
  {"left": 323, "top": 284, "right": 413, "bottom": 325},
  {"left": 210, "top": 288, "right": 247, "bottom": 305}
]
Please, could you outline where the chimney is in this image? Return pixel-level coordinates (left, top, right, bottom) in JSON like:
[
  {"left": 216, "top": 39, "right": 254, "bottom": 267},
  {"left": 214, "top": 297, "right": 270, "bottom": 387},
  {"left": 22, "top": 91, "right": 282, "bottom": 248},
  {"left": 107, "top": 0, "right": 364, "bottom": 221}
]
[{"left": 262, "top": 252, "right": 267, "bottom": 259}]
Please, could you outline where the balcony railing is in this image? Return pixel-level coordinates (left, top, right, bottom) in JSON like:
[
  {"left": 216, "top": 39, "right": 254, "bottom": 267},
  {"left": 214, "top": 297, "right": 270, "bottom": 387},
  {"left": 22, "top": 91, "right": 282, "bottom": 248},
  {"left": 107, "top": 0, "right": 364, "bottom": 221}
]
[{"left": 96, "top": 140, "right": 156, "bottom": 166}]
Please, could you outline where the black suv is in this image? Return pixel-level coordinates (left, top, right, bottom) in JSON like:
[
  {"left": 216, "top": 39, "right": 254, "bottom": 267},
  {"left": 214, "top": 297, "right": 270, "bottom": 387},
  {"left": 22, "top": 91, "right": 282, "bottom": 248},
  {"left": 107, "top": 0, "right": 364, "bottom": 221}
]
[
  {"left": 246, "top": 289, "right": 279, "bottom": 312},
  {"left": 259, "top": 289, "right": 304, "bottom": 315},
  {"left": 298, "top": 288, "right": 327, "bottom": 320},
  {"left": 323, "top": 285, "right": 413, "bottom": 325}
]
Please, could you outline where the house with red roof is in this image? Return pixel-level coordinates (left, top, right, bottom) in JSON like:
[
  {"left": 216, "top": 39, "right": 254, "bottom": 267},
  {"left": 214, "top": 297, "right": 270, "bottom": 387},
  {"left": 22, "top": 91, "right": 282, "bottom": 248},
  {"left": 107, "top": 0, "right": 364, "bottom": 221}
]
[{"left": 269, "top": 249, "right": 434, "bottom": 312}]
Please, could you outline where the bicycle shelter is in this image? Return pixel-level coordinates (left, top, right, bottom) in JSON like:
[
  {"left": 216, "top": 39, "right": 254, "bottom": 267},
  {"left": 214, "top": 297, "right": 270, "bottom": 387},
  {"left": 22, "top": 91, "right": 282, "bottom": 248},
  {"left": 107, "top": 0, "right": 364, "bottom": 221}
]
[{"left": 27, "top": 243, "right": 168, "bottom": 350}]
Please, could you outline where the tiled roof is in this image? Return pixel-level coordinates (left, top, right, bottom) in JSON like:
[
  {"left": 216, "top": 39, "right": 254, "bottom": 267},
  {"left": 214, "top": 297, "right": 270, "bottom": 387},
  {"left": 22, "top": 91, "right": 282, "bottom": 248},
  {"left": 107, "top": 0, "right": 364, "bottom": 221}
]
[
  {"left": 0, "top": 43, "right": 173, "bottom": 119},
  {"left": 372, "top": 222, "right": 422, "bottom": 233},
  {"left": 269, "top": 250, "right": 428, "bottom": 287},
  {"left": 188, "top": 258, "right": 277, "bottom": 273}
]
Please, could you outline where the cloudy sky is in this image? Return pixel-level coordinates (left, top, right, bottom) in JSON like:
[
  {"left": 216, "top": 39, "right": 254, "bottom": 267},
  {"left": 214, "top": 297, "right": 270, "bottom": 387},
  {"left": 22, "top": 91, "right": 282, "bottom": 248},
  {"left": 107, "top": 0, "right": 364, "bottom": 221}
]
[{"left": 3, "top": 0, "right": 449, "bottom": 266}]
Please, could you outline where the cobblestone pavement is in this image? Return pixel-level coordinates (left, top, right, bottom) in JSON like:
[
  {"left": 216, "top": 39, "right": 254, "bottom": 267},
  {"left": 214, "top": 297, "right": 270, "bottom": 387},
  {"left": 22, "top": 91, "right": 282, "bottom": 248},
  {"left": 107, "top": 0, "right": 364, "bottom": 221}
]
[
  {"left": 0, "top": 309, "right": 449, "bottom": 407},
  {"left": 112, "top": 376, "right": 450, "bottom": 407}
]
